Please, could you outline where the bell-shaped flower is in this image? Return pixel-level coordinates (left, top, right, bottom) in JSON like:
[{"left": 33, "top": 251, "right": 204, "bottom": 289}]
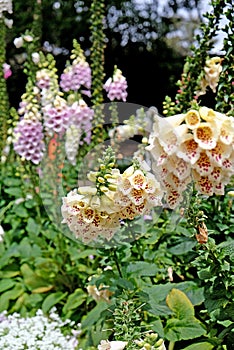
[
  {"left": 177, "top": 135, "right": 201, "bottom": 165},
  {"left": 146, "top": 139, "right": 168, "bottom": 166},
  {"left": 204, "top": 56, "right": 222, "bottom": 93},
  {"left": 207, "top": 141, "right": 232, "bottom": 167},
  {"left": 193, "top": 151, "right": 214, "bottom": 176},
  {"left": 128, "top": 169, "right": 147, "bottom": 190},
  {"left": 170, "top": 155, "right": 191, "bottom": 180},
  {"left": 194, "top": 122, "right": 218, "bottom": 150},
  {"left": 185, "top": 109, "right": 200, "bottom": 129},
  {"left": 199, "top": 106, "right": 217, "bottom": 122},
  {"left": 219, "top": 117, "right": 234, "bottom": 145},
  {"left": 192, "top": 171, "right": 214, "bottom": 196}
]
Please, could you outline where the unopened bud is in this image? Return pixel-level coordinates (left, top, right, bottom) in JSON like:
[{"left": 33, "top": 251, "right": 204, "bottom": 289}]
[
  {"left": 100, "top": 186, "right": 109, "bottom": 192},
  {"left": 97, "top": 176, "right": 105, "bottom": 184}
]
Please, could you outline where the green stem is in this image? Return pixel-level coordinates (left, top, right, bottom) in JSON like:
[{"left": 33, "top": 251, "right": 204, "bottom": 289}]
[
  {"left": 113, "top": 248, "right": 123, "bottom": 278},
  {"left": 169, "top": 341, "right": 175, "bottom": 350}
]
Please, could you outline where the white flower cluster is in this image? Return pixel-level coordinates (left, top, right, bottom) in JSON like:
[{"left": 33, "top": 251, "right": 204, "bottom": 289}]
[
  {"left": 61, "top": 163, "right": 163, "bottom": 243},
  {"left": 98, "top": 340, "right": 128, "bottom": 350},
  {"left": 0, "top": 0, "right": 12, "bottom": 18},
  {"left": 146, "top": 107, "right": 234, "bottom": 208},
  {"left": 0, "top": 308, "right": 81, "bottom": 350}
]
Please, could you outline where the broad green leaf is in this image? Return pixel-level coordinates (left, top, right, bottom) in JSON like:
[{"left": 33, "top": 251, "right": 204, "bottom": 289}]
[
  {"left": 26, "top": 218, "right": 41, "bottom": 236},
  {"left": 166, "top": 289, "right": 194, "bottom": 319},
  {"left": 0, "top": 270, "right": 20, "bottom": 278},
  {"left": 0, "top": 283, "right": 24, "bottom": 312},
  {"left": 0, "top": 278, "right": 15, "bottom": 293},
  {"left": 14, "top": 204, "right": 28, "bottom": 218},
  {"left": 198, "top": 268, "right": 213, "bottom": 280},
  {"left": 42, "top": 291, "right": 67, "bottom": 314},
  {"left": 168, "top": 240, "right": 196, "bottom": 255},
  {"left": 164, "top": 318, "right": 206, "bottom": 341},
  {"left": 4, "top": 187, "right": 23, "bottom": 197},
  {"left": 82, "top": 301, "right": 108, "bottom": 329},
  {"left": 62, "top": 288, "right": 87, "bottom": 314},
  {"left": 3, "top": 178, "right": 22, "bottom": 187},
  {"left": 127, "top": 261, "right": 159, "bottom": 276},
  {"left": 181, "top": 342, "right": 214, "bottom": 350},
  {"left": 20, "top": 263, "right": 52, "bottom": 290},
  {"left": 151, "top": 319, "right": 165, "bottom": 338}
]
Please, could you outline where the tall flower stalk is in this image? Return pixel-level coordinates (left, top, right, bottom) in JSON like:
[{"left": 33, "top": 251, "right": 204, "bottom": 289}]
[
  {"left": 163, "top": 0, "right": 231, "bottom": 115},
  {"left": 0, "top": 18, "right": 10, "bottom": 160},
  {"left": 215, "top": 3, "right": 234, "bottom": 115},
  {"left": 89, "top": 0, "right": 106, "bottom": 143}
]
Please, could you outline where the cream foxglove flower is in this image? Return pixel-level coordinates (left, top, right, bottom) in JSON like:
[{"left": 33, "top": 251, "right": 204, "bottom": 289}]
[
  {"left": 219, "top": 117, "right": 234, "bottom": 145},
  {"left": 177, "top": 135, "right": 201, "bottom": 165},
  {"left": 128, "top": 169, "right": 147, "bottom": 190},
  {"left": 193, "top": 151, "right": 214, "bottom": 176},
  {"left": 204, "top": 56, "right": 222, "bottom": 93},
  {"left": 78, "top": 186, "right": 97, "bottom": 196},
  {"left": 199, "top": 106, "right": 217, "bottom": 122},
  {"left": 170, "top": 155, "right": 191, "bottom": 179},
  {"left": 207, "top": 141, "right": 232, "bottom": 167},
  {"left": 146, "top": 139, "right": 168, "bottom": 166},
  {"left": 98, "top": 340, "right": 128, "bottom": 350},
  {"left": 185, "top": 109, "right": 200, "bottom": 129},
  {"left": 194, "top": 122, "right": 218, "bottom": 150},
  {"left": 192, "top": 170, "right": 214, "bottom": 196}
]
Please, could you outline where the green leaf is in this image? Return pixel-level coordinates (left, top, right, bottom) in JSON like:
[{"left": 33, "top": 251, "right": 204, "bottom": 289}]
[
  {"left": 14, "top": 204, "right": 28, "bottom": 218},
  {"left": 0, "top": 283, "right": 24, "bottom": 312},
  {"left": 3, "top": 178, "right": 22, "bottom": 187},
  {"left": 164, "top": 318, "right": 206, "bottom": 341},
  {"left": 0, "top": 279, "right": 15, "bottom": 293},
  {"left": 42, "top": 292, "right": 67, "bottom": 314},
  {"left": 20, "top": 263, "right": 53, "bottom": 290},
  {"left": 4, "top": 187, "right": 23, "bottom": 197},
  {"left": 26, "top": 218, "right": 41, "bottom": 236},
  {"left": 181, "top": 342, "right": 214, "bottom": 350},
  {"left": 151, "top": 319, "right": 165, "bottom": 338},
  {"left": 166, "top": 289, "right": 194, "bottom": 319},
  {"left": 82, "top": 301, "right": 108, "bottom": 329},
  {"left": 168, "top": 240, "right": 196, "bottom": 255},
  {"left": 126, "top": 261, "right": 159, "bottom": 276},
  {"left": 198, "top": 267, "right": 212, "bottom": 280},
  {"left": 62, "top": 288, "right": 87, "bottom": 314}
]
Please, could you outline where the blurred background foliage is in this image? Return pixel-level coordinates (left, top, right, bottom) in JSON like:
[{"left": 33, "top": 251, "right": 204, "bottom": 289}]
[{"left": 6, "top": 0, "right": 214, "bottom": 112}]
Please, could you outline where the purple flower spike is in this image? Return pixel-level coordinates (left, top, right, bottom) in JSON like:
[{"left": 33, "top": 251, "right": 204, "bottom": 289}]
[{"left": 13, "top": 119, "right": 45, "bottom": 164}]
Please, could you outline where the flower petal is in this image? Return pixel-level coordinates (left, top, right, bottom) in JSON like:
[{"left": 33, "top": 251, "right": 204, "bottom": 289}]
[{"left": 194, "top": 122, "right": 218, "bottom": 150}]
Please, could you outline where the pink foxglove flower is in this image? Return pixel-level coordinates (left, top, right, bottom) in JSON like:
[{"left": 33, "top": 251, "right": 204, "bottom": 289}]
[
  {"left": 60, "top": 59, "right": 91, "bottom": 92},
  {"left": 3, "top": 63, "right": 12, "bottom": 79},
  {"left": 13, "top": 119, "right": 45, "bottom": 165},
  {"left": 67, "top": 100, "right": 94, "bottom": 144},
  {"left": 104, "top": 67, "right": 128, "bottom": 101},
  {"left": 43, "top": 96, "right": 70, "bottom": 135}
]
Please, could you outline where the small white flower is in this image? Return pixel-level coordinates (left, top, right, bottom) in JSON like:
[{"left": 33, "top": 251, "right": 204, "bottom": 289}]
[
  {"left": 32, "top": 52, "right": 40, "bottom": 64},
  {"left": 98, "top": 340, "right": 127, "bottom": 350},
  {"left": 0, "top": 225, "right": 4, "bottom": 242},
  {"left": 14, "top": 37, "right": 24, "bottom": 48},
  {"left": 23, "top": 34, "right": 33, "bottom": 42},
  {"left": 4, "top": 18, "right": 13, "bottom": 28}
]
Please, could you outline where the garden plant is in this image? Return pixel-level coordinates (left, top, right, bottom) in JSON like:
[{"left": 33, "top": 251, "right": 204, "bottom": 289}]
[{"left": 0, "top": 0, "right": 233, "bottom": 349}]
